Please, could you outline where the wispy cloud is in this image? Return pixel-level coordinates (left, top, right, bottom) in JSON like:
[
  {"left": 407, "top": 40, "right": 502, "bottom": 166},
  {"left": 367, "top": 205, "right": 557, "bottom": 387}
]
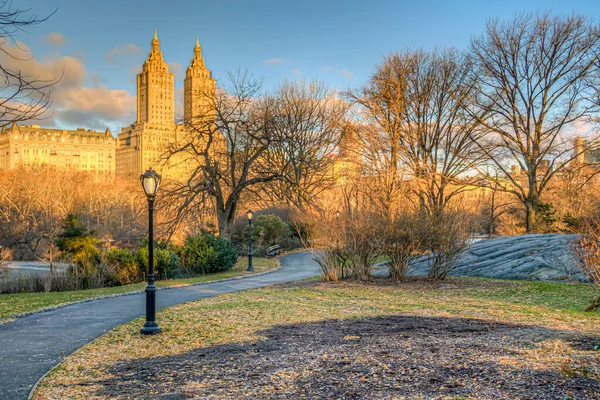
[
  {"left": 290, "top": 68, "right": 302, "bottom": 76},
  {"left": 105, "top": 43, "right": 143, "bottom": 64},
  {"left": 340, "top": 69, "right": 355, "bottom": 79},
  {"left": 264, "top": 57, "right": 285, "bottom": 65},
  {"left": 321, "top": 66, "right": 356, "bottom": 80},
  {"left": 167, "top": 62, "right": 183, "bottom": 79},
  {"left": 45, "top": 32, "right": 66, "bottom": 46}
]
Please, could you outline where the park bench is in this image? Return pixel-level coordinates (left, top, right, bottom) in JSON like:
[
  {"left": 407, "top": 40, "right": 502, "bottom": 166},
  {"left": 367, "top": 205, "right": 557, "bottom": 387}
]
[{"left": 266, "top": 244, "right": 281, "bottom": 257}]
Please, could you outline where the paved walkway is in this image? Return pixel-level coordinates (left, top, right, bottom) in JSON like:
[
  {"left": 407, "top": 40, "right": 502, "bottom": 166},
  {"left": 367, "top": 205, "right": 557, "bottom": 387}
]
[
  {"left": 0, "top": 251, "right": 320, "bottom": 400},
  {"left": 1, "top": 262, "right": 69, "bottom": 279}
]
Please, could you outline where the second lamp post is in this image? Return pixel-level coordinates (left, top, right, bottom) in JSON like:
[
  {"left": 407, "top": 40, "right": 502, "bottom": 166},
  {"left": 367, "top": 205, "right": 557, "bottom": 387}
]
[
  {"left": 140, "top": 168, "right": 162, "bottom": 335},
  {"left": 247, "top": 210, "right": 254, "bottom": 271}
]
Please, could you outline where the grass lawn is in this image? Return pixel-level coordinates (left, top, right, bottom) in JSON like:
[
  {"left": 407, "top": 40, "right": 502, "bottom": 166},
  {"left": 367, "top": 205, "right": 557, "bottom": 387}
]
[
  {"left": 0, "top": 257, "right": 277, "bottom": 320},
  {"left": 35, "top": 278, "right": 600, "bottom": 399}
]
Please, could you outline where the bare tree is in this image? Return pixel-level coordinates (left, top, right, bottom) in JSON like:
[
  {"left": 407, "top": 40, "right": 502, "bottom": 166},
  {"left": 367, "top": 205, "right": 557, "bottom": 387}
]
[
  {"left": 0, "top": 1, "right": 57, "bottom": 125},
  {"left": 468, "top": 13, "right": 600, "bottom": 233},
  {"left": 164, "top": 71, "right": 347, "bottom": 237},
  {"left": 347, "top": 49, "right": 483, "bottom": 217},
  {"left": 259, "top": 79, "right": 348, "bottom": 211}
]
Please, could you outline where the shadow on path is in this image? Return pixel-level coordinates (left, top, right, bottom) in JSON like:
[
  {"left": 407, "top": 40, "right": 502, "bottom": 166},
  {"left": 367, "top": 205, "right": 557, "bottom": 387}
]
[{"left": 0, "top": 251, "right": 320, "bottom": 400}]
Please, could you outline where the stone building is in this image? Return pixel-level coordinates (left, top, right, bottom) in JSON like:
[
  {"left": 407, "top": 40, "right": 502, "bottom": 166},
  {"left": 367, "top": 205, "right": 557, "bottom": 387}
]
[
  {"left": 116, "top": 31, "right": 216, "bottom": 178},
  {"left": 0, "top": 31, "right": 217, "bottom": 179},
  {"left": 573, "top": 137, "right": 600, "bottom": 164},
  {"left": 0, "top": 123, "right": 116, "bottom": 173}
]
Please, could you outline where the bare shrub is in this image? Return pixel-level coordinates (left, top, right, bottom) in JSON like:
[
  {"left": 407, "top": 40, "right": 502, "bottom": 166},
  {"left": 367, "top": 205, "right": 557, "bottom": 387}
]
[
  {"left": 574, "top": 223, "right": 600, "bottom": 311},
  {"left": 382, "top": 214, "right": 422, "bottom": 281},
  {"left": 294, "top": 212, "right": 346, "bottom": 281},
  {"left": 296, "top": 210, "right": 384, "bottom": 281},
  {"left": 422, "top": 210, "right": 472, "bottom": 280}
]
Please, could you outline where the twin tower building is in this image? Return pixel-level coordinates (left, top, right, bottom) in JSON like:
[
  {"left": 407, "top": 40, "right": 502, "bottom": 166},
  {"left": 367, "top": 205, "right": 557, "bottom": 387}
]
[
  {"left": 116, "top": 31, "right": 216, "bottom": 178},
  {"left": 0, "top": 31, "right": 215, "bottom": 176}
]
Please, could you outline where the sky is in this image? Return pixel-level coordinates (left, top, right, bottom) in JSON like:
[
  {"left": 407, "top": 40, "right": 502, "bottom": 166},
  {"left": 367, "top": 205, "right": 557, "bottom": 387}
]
[{"left": 5, "top": 0, "right": 600, "bottom": 133}]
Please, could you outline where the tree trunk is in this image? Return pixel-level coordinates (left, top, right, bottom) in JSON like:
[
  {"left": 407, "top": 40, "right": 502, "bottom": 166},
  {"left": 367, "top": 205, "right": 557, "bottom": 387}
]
[{"left": 525, "top": 196, "right": 538, "bottom": 234}]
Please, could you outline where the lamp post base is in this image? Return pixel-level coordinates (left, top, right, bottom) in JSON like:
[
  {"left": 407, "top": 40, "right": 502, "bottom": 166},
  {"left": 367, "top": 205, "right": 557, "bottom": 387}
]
[
  {"left": 140, "top": 321, "right": 161, "bottom": 335},
  {"left": 247, "top": 266, "right": 254, "bottom": 272}
]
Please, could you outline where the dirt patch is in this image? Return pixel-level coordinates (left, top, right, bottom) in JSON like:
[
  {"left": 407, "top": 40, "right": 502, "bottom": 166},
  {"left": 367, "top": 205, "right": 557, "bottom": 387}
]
[{"left": 89, "top": 316, "right": 599, "bottom": 399}]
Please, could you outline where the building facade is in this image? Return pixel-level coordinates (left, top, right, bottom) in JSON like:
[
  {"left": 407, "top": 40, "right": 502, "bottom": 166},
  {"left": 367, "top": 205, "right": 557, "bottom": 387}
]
[
  {"left": 573, "top": 137, "right": 600, "bottom": 164},
  {"left": 0, "top": 123, "right": 116, "bottom": 173},
  {"left": 0, "top": 31, "right": 216, "bottom": 179},
  {"left": 116, "top": 31, "right": 216, "bottom": 178}
]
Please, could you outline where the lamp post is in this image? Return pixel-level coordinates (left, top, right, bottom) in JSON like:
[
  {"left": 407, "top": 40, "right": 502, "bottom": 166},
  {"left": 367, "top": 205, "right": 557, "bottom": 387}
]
[
  {"left": 247, "top": 210, "right": 254, "bottom": 272},
  {"left": 140, "top": 168, "right": 162, "bottom": 335}
]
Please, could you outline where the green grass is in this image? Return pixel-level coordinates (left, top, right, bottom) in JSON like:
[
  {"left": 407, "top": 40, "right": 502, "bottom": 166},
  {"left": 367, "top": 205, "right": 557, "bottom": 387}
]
[
  {"left": 0, "top": 257, "right": 277, "bottom": 319},
  {"left": 34, "top": 277, "right": 600, "bottom": 399}
]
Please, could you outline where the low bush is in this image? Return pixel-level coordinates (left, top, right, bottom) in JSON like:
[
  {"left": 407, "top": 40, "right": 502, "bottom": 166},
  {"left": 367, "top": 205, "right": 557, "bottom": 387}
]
[
  {"left": 231, "top": 211, "right": 298, "bottom": 252},
  {"left": 138, "top": 247, "right": 181, "bottom": 280},
  {"left": 182, "top": 232, "right": 238, "bottom": 274},
  {"left": 103, "top": 248, "right": 142, "bottom": 285}
]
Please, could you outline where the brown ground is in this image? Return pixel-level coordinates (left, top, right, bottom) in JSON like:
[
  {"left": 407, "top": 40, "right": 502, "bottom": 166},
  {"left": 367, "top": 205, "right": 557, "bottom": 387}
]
[{"left": 89, "top": 315, "right": 600, "bottom": 399}]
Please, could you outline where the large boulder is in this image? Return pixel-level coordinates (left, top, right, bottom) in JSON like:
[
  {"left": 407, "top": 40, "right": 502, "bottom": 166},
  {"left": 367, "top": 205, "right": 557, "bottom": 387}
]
[{"left": 378, "top": 234, "right": 589, "bottom": 282}]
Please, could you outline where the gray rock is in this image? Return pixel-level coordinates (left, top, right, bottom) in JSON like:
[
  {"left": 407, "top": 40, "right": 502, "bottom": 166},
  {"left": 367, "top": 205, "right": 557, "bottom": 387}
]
[{"left": 374, "top": 234, "right": 589, "bottom": 283}]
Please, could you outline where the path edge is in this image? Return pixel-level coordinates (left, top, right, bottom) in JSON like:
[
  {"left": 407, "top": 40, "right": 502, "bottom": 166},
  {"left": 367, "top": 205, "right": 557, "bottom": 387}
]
[
  {"left": 2, "top": 260, "right": 281, "bottom": 324},
  {"left": 26, "top": 258, "right": 284, "bottom": 400}
]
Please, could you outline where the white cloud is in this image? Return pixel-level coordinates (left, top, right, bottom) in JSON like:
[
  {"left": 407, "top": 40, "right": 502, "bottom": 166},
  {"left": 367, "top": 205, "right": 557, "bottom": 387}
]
[
  {"left": 0, "top": 40, "right": 136, "bottom": 132},
  {"left": 105, "top": 43, "right": 143, "bottom": 64},
  {"left": 291, "top": 68, "right": 302, "bottom": 76},
  {"left": 45, "top": 32, "right": 66, "bottom": 46},
  {"left": 320, "top": 66, "right": 334, "bottom": 72},
  {"left": 264, "top": 58, "right": 285, "bottom": 65}
]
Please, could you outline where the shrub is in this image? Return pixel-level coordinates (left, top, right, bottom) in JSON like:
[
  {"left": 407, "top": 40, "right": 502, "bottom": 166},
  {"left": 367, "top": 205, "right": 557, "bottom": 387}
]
[
  {"left": 231, "top": 212, "right": 295, "bottom": 250},
  {"left": 574, "top": 223, "right": 600, "bottom": 311},
  {"left": 103, "top": 248, "right": 142, "bottom": 285},
  {"left": 138, "top": 247, "right": 181, "bottom": 280},
  {"left": 56, "top": 214, "right": 101, "bottom": 275},
  {"left": 299, "top": 211, "right": 383, "bottom": 281},
  {"left": 182, "top": 232, "right": 238, "bottom": 274},
  {"left": 253, "top": 214, "right": 290, "bottom": 246},
  {"left": 421, "top": 210, "right": 472, "bottom": 280},
  {"left": 383, "top": 214, "right": 422, "bottom": 281}
]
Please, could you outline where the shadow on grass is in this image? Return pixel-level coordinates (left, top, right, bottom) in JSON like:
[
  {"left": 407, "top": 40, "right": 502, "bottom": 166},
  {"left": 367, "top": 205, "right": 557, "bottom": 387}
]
[{"left": 94, "top": 316, "right": 599, "bottom": 399}]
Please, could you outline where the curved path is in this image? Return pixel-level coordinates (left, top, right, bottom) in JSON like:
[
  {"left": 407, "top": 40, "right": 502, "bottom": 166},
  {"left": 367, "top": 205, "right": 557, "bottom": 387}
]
[{"left": 0, "top": 251, "right": 320, "bottom": 400}]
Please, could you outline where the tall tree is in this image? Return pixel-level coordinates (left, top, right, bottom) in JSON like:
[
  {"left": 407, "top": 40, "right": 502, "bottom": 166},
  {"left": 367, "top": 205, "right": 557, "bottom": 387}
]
[
  {"left": 261, "top": 79, "right": 347, "bottom": 211},
  {"left": 347, "top": 49, "right": 483, "bottom": 217},
  {"left": 163, "top": 71, "right": 345, "bottom": 237},
  {"left": 468, "top": 13, "right": 600, "bottom": 232}
]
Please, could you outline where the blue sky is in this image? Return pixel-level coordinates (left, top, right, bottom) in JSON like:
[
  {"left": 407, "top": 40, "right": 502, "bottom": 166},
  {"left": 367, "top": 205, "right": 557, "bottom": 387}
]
[{"left": 8, "top": 0, "right": 600, "bottom": 132}]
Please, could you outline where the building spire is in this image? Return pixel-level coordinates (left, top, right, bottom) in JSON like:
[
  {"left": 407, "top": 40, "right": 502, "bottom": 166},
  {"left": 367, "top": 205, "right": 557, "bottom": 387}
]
[
  {"left": 194, "top": 37, "right": 202, "bottom": 59},
  {"left": 151, "top": 29, "right": 160, "bottom": 56}
]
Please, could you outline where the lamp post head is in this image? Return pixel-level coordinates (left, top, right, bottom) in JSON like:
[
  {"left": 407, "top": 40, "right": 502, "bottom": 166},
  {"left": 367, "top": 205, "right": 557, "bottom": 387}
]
[
  {"left": 247, "top": 209, "right": 254, "bottom": 221},
  {"left": 335, "top": 210, "right": 341, "bottom": 219},
  {"left": 140, "top": 168, "right": 162, "bottom": 198}
]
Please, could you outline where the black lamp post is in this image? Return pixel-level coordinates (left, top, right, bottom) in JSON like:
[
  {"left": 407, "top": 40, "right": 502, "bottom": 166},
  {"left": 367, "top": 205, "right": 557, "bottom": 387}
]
[
  {"left": 140, "top": 168, "right": 162, "bottom": 335},
  {"left": 247, "top": 209, "right": 254, "bottom": 272}
]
